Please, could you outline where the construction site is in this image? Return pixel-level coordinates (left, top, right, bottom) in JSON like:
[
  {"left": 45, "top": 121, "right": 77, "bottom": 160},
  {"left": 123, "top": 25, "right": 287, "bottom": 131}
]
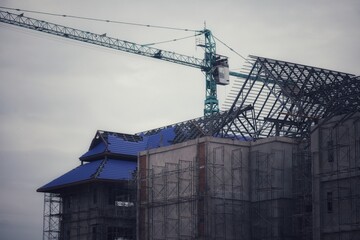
[{"left": 1, "top": 7, "right": 359, "bottom": 240}]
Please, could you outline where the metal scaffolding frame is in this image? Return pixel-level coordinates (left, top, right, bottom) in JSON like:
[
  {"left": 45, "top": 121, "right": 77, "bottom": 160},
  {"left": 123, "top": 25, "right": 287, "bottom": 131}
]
[
  {"left": 139, "top": 144, "right": 254, "bottom": 240},
  {"left": 207, "top": 146, "right": 251, "bottom": 240},
  {"left": 250, "top": 149, "right": 291, "bottom": 240},
  {"left": 42, "top": 180, "right": 136, "bottom": 240},
  {"left": 292, "top": 141, "right": 313, "bottom": 240},
  {"left": 43, "top": 193, "right": 62, "bottom": 240},
  {"left": 314, "top": 114, "right": 360, "bottom": 240},
  {"left": 140, "top": 159, "right": 198, "bottom": 239}
]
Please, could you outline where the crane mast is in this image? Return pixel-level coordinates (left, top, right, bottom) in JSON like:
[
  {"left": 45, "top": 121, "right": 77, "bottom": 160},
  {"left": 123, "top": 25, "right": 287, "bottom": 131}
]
[
  {"left": 202, "top": 29, "right": 218, "bottom": 115},
  {"left": 0, "top": 10, "right": 247, "bottom": 116}
]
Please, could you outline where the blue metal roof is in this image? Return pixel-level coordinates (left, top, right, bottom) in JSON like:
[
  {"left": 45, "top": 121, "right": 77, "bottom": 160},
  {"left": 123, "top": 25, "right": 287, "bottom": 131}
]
[
  {"left": 107, "top": 134, "right": 147, "bottom": 156},
  {"left": 80, "top": 128, "right": 176, "bottom": 160},
  {"left": 37, "top": 159, "right": 137, "bottom": 192},
  {"left": 39, "top": 109, "right": 253, "bottom": 192},
  {"left": 81, "top": 141, "right": 107, "bottom": 159},
  {"left": 98, "top": 159, "right": 136, "bottom": 180},
  {"left": 43, "top": 128, "right": 172, "bottom": 192}
]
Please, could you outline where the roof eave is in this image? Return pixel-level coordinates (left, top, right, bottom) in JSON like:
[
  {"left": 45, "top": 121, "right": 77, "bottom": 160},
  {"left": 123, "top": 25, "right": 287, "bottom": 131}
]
[
  {"left": 79, "top": 152, "right": 137, "bottom": 162},
  {"left": 37, "top": 178, "right": 131, "bottom": 193}
]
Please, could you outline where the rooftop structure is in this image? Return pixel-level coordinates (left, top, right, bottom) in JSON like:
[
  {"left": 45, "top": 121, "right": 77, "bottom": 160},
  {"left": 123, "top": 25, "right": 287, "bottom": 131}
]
[{"left": 224, "top": 55, "right": 360, "bottom": 140}]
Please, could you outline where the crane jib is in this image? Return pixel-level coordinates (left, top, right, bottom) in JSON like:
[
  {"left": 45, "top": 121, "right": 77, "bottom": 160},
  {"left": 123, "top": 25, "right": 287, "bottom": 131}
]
[
  {"left": 0, "top": 10, "right": 205, "bottom": 69},
  {"left": 0, "top": 9, "right": 249, "bottom": 116}
]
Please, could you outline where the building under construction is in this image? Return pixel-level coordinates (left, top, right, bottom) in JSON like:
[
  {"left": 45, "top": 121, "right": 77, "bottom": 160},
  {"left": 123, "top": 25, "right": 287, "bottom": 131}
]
[
  {"left": 37, "top": 55, "right": 360, "bottom": 240},
  {"left": 0, "top": 7, "right": 357, "bottom": 240}
]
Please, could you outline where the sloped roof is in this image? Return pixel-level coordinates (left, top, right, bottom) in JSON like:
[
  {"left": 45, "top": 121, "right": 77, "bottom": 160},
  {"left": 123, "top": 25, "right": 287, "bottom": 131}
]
[
  {"left": 80, "top": 132, "right": 148, "bottom": 160},
  {"left": 80, "top": 107, "right": 253, "bottom": 161},
  {"left": 37, "top": 159, "right": 136, "bottom": 192},
  {"left": 80, "top": 128, "right": 176, "bottom": 161}
]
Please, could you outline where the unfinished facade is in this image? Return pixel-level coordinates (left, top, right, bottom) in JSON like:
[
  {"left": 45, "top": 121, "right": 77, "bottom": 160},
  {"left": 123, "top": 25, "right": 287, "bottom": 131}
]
[
  {"left": 312, "top": 113, "right": 360, "bottom": 240},
  {"left": 41, "top": 181, "right": 136, "bottom": 240},
  {"left": 138, "top": 136, "right": 298, "bottom": 239}
]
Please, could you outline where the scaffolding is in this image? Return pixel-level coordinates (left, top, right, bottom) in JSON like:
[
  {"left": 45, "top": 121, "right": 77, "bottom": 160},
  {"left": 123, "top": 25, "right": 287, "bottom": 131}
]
[
  {"left": 250, "top": 149, "right": 291, "bottom": 240},
  {"left": 313, "top": 114, "right": 360, "bottom": 240},
  {"left": 139, "top": 159, "right": 197, "bottom": 239},
  {"left": 292, "top": 141, "right": 313, "bottom": 240},
  {"left": 42, "top": 179, "right": 136, "bottom": 240},
  {"left": 43, "top": 193, "right": 62, "bottom": 240},
  {"left": 139, "top": 138, "right": 298, "bottom": 240},
  {"left": 139, "top": 147, "right": 249, "bottom": 239},
  {"left": 206, "top": 146, "right": 250, "bottom": 239}
]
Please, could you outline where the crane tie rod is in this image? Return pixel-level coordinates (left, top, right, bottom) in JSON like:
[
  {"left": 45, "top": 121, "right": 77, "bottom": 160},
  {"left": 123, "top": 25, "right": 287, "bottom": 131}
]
[
  {"left": 142, "top": 32, "right": 203, "bottom": 46},
  {"left": 212, "top": 34, "right": 251, "bottom": 64},
  {"left": 0, "top": 6, "right": 200, "bottom": 32}
]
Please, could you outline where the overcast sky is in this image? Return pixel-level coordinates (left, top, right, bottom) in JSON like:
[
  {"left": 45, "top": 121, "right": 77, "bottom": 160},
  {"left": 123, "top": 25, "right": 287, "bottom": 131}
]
[{"left": 0, "top": 0, "right": 359, "bottom": 239}]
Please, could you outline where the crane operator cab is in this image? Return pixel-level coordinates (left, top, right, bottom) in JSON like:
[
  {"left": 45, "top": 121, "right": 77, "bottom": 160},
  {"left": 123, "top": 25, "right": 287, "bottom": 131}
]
[{"left": 214, "top": 55, "right": 230, "bottom": 85}]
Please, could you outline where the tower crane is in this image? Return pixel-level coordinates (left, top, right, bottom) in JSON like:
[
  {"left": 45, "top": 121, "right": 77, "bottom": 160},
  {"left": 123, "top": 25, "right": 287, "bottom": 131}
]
[{"left": 0, "top": 9, "right": 248, "bottom": 116}]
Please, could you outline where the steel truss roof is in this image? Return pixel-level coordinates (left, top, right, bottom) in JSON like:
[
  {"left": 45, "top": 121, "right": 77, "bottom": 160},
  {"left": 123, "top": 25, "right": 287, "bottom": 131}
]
[
  {"left": 223, "top": 55, "right": 360, "bottom": 140},
  {"left": 139, "top": 105, "right": 253, "bottom": 143},
  {"left": 140, "top": 55, "right": 359, "bottom": 142}
]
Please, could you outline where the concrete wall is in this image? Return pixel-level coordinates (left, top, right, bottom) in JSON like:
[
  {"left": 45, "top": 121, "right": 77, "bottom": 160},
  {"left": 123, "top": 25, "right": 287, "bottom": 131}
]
[
  {"left": 138, "top": 137, "right": 251, "bottom": 239},
  {"left": 250, "top": 137, "right": 295, "bottom": 200},
  {"left": 205, "top": 139, "right": 251, "bottom": 239},
  {"left": 138, "top": 136, "right": 298, "bottom": 240},
  {"left": 250, "top": 137, "right": 297, "bottom": 240}
]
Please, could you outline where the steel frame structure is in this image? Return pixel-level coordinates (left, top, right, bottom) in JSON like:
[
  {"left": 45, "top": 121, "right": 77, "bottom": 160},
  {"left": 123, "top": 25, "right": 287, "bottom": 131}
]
[
  {"left": 139, "top": 105, "right": 253, "bottom": 143},
  {"left": 141, "top": 52, "right": 359, "bottom": 143},
  {"left": 223, "top": 55, "right": 360, "bottom": 140}
]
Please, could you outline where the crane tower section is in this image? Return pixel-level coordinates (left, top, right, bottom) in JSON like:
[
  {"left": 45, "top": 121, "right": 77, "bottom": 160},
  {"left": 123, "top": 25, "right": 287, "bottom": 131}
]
[{"left": 201, "top": 29, "right": 229, "bottom": 116}]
